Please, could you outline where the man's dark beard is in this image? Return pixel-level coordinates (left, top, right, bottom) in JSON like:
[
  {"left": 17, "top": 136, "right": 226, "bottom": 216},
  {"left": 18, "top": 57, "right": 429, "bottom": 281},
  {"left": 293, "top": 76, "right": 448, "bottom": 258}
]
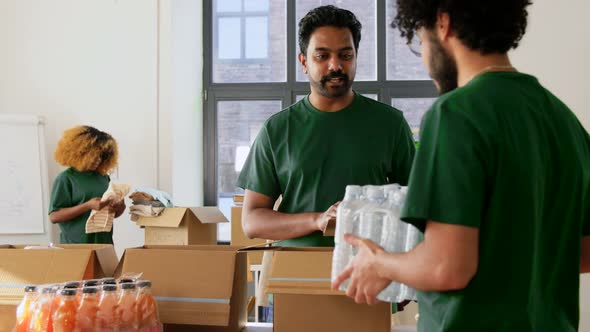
[
  {"left": 428, "top": 34, "right": 458, "bottom": 94},
  {"left": 311, "top": 70, "right": 352, "bottom": 98}
]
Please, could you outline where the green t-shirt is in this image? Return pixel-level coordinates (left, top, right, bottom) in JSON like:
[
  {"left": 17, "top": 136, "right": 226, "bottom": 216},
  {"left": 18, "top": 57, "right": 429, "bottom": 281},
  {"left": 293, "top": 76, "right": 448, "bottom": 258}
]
[
  {"left": 237, "top": 93, "right": 416, "bottom": 246},
  {"left": 402, "top": 72, "right": 590, "bottom": 332},
  {"left": 49, "top": 168, "right": 113, "bottom": 244}
]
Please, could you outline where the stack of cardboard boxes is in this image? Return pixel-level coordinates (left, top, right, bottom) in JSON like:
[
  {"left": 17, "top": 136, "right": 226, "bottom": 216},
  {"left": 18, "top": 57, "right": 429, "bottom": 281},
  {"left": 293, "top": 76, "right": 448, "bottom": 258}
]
[
  {"left": 122, "top": 206, "right": 248, "bottom": 331},
  {"left": 245, "top": 246, "right": 392, "bottom": 332},
  {"left": 2, "top": 201, "right": 398, "bottom": 332}
]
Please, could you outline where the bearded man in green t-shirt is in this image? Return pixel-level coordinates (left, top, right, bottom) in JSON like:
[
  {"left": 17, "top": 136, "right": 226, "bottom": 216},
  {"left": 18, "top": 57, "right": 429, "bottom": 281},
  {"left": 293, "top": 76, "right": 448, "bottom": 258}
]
[
  {"left": 236, "top": 5, "right": 416, "bottom": 247},
  {"left": 333, "top": 1, "right": 590, "bottom": 331}
]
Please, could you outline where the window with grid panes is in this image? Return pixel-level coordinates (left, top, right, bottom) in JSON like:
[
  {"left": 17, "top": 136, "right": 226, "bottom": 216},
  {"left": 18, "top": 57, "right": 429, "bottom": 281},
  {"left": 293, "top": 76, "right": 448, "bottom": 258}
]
[{"left": 204, "top": 0, "right": 438, "bottom": 242}]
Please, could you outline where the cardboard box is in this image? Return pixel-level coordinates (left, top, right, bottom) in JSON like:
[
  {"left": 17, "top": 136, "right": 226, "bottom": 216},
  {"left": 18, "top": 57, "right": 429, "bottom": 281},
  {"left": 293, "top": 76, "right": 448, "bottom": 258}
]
[
  {"left": 230, "top": 206, "right": 265, "bottom": 265},
  {"left": 0, "top": 244, "right": 118, "bottom": 332},
  {"left": 135, "top": 207, "right": 228, "bottom": 245},
  {"left": 115, "top": 245, "right": 247, "bottom": 331},
  {"left": 252, "top": 246, "right": 391, "bottom": 332},
  {"left": 323, "top": 218, "right": 336, "bottom": 237}
]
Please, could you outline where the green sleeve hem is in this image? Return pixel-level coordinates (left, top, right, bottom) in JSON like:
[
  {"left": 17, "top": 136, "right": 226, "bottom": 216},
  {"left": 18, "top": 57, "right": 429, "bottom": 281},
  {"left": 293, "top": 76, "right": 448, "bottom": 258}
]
[{"left": 236, "top": 181, "right": 281, "bottom": 200}]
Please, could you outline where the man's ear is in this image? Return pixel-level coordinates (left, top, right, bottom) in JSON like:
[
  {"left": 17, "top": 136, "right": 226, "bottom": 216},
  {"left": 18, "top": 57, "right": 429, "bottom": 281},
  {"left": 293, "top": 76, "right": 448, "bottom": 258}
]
[
  {"left": 298, "top": 52, "right": 308, "bottom": 74},
  {"left": 436, "top": 11, "right": 452, "bottom": 41}
]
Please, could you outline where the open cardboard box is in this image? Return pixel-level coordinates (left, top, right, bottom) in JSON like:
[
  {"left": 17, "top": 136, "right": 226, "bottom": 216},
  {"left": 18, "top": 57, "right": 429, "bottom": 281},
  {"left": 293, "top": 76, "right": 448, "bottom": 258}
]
[
  {"left": 135, "top": 207, "right": 228, "bottom": 245},
  {"left": 0, "top": 244, "right": 118, "bottom": 331},
  {"left": 115, "top": 245, "right": 247, "bottom": 332},
  {"left": 230, "top": 206, "right": 266, "bottom": 265},
  {"left": 244, "top": 245, "right": 391, "bottom": 332}
]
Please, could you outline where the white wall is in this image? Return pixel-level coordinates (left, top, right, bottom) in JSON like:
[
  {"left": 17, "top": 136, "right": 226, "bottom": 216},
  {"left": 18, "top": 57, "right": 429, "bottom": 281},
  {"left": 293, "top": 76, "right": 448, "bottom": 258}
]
[
  {"left": 0, "top": 0, "right": 203, "bottom": 257},
  {"left": 0, "top": 0, "right": 155, "bottom": 257},
  {"left": 511, "top": 0, "right": 589, "bottom": 330}
]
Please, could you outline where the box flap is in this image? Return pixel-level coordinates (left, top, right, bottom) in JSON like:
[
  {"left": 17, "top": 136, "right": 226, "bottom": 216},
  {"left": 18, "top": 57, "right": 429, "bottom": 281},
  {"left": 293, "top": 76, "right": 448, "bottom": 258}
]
[
  {"left": 135, "top": 207, "right": 187, "bottom": 228},
  {"left": 92, "top": 245, "right": 118, "bottom": 277},
  {"left": 189, "top": 207, "right": 229, "bottom": 224},
  {"left": 0, "top": 249, "right": 92, "bottom": 300},
  {"left": 267, "top": 248, "right": 341, "bottom": 296},
  {"left": 118, "top": 246, "right": 239, "bottom": 326},
  {"left": 56, "top": 244, "right": 118, "bottom": 277},
  {"left": 323, "top": 219, "right": 336, "bottom": 237}
]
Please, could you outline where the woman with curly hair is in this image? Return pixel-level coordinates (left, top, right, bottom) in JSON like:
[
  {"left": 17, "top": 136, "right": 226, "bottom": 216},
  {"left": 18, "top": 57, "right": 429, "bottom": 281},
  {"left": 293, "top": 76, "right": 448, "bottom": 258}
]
[
  {"left": 333, "top": 1, "right": 590, "bottom": 331},
  {"left": 48, "top": 126, "right": 125, "bottom": 244}
]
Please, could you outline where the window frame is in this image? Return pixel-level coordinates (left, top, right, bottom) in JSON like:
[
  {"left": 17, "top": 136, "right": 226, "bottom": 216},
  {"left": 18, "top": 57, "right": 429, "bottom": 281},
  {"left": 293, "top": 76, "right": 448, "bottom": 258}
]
[
  {"left": 212, "top": 0, "right": 271, "bottom": 63},
  {"left": 203, "top": 0, "right": 437, "bottom": 207}
]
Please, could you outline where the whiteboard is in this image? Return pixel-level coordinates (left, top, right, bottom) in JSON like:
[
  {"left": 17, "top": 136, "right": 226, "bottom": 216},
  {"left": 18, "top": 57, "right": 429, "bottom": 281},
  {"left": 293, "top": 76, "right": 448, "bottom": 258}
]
[{"left": 0, "top": 114, "right": 48, "bottom": 234}]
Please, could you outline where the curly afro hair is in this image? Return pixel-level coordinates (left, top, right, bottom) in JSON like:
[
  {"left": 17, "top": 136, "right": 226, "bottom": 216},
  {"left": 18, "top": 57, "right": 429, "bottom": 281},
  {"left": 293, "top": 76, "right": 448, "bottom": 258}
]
[
  {"left": 392, "top": 0, "right": 532, "bottom": 54},
  {"left": 298, "top": 5, "right": 362, "bottom": 55},
  {"left": 54, "top": 126, "right": 118, "bottom": 175}
]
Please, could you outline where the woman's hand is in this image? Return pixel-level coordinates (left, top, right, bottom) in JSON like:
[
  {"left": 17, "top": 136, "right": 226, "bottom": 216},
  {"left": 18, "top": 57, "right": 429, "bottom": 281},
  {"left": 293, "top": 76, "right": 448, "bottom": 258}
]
[{"left": 85, "top": 197, "right": 112, "bottom": 211}]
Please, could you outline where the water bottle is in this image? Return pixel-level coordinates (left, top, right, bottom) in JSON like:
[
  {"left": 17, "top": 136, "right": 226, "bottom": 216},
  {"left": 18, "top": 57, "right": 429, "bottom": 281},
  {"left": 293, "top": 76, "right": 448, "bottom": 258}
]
[
  {"left": 380, "top": 185, "right": 405, "bottom": 252},
  {"left": 331, "top": 185, "right": 362, "bottom": 284},
  {"left": 358, "top": 186, "right": 385, "bottom": 244}
]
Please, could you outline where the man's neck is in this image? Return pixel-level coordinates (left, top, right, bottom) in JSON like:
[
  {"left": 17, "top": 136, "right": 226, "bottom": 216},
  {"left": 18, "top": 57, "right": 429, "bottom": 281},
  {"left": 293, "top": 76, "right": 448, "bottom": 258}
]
[
  {"left": 308, "top": 90, "right": 355, "bottom": 112},
  {"left": 455, "top": 49, "right": 514, "bottom": 87}
]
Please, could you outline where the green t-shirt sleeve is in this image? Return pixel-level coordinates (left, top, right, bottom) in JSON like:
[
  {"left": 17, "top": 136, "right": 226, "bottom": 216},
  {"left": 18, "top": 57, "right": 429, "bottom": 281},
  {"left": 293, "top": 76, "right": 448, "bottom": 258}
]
[
  {"left": 584, "top": 188, "right": 590, "bottom": 236},
  {"left": 49, "top": 172, "right": 73, "bottom": 214},
  {"left": 585, "top": 131, "right": 590, "bottom": 236},
  {"left": 390, "top": 118, "right": 416, "bottom": 186},
  {"left": 236, "top": 125, "right": 281, "bottom": 199},
  {"left": 401, "top": 102, "right": 490, "bottom": 232}
]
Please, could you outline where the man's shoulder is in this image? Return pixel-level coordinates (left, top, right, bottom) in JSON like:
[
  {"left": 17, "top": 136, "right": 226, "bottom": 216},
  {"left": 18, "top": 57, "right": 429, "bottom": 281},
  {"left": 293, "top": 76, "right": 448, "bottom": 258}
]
[
  {"left": 356, "top": 94, "right": 407, "bottom": 125},
  {"left": 264, "top": 99, "right": 308, "bottom": 128}
]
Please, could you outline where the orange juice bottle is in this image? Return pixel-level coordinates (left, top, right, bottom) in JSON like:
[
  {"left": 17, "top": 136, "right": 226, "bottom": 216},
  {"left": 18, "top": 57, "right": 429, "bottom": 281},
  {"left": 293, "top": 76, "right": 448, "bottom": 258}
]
[
  {"left": 117, "top": 283, "right": 138, "bottom": 331},
  {"left": 16, "top": 285, "right": 37, "bottom": 332},
  {"left": 96, "top": 284, "right": 119, "bottom": 332},
  {"left": 74, "top": 286, "right": 99, "bottom": 332},
  {"left": 63, "top": 282, "right": 81, "bottom": 308},
  {"left": 136, "top": 281, "right": 161, "bottom": 332},
  {"left": 52, "top": 289, "right": 77, "bottom": 332},
  {"left": 29, "top": 286, "right": 57, "bottom": 332},
  {"left": 99, "top": 277, "right": 116, "bottom": 285},
  {"left": 82, "top": 280, "right": 99, "bottom": 288}
]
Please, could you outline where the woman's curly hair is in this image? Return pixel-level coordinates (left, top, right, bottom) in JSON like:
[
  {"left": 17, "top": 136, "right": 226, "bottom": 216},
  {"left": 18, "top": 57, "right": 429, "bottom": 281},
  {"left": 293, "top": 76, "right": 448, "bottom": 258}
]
[
  {"left": 392, "top": 0, "right": 532, "bottom": 54},
  {"left": 54, "top": 126, "right": 118, "bottom": 175}
]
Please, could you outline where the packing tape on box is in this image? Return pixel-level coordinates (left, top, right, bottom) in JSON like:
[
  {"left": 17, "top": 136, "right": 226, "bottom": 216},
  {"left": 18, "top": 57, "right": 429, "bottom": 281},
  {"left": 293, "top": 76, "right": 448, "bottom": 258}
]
[
  {"left": 155, "top": 296, "right": 230, "bottom": 304},
  {"left": 0, "top": 283, "right": 29, "bottom": 288}
]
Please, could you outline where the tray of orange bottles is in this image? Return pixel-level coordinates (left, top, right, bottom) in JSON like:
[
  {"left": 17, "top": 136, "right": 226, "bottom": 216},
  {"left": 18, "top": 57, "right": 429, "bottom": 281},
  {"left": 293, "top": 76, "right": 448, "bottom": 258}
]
[{"left": 15, "top": 276, "right": 163, "bottom": 332}]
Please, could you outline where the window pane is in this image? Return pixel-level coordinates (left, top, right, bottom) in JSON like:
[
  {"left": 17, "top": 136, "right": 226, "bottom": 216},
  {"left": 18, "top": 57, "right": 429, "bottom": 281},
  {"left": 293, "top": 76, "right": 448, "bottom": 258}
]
[
  {"left": 213, "top": 0, "right": 287, "bottom": 83},
  {"left": 217, "top": 0, "right": 242, "bottom": 13},
  {"left": 245, "top": 17, "right": 268, "bottom": 58},
  {"left": 218, "top": 17, "right": 241, "bottom": 59},
  {"left": 296, "top": 93, "right": 377, "bottom": 103},
  {"left": 217, "top": 100, "right": 282, "bottom": 242},
  {"left": 245, "top": 0, "right": 269, "bottom": 12},
  {"left": 386, "top": 0, "right": 430, "bottom": 80},
  {"left": 296, "top": 1, "right": 377, "bottom": 82},
  {"left": 391, "top": 98, "right": 436, "bottom": 140}
]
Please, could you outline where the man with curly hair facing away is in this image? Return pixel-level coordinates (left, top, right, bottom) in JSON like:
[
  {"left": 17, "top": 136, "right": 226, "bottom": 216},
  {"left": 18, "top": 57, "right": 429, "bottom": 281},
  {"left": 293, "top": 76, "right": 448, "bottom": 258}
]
[
  {"left": 49, "top": 126, "right": 126, "bottom": 244},
  {"left": 333, "top": 1, "right": 590, "bottom": 331}
]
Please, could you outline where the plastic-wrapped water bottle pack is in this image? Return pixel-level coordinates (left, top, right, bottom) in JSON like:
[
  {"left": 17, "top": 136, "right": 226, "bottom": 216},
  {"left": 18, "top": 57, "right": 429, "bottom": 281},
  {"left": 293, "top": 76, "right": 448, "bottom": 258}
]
[{"left": 331, "top": 184, "right": 422, "bottom": 303}]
